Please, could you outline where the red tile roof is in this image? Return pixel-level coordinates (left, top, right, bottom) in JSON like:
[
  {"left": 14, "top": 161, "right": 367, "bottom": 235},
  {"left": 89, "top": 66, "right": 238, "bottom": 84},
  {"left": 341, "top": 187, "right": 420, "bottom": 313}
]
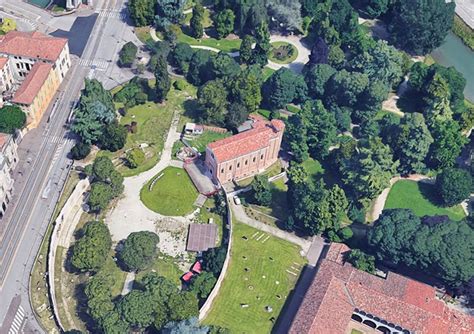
[
  {"left": 0, "top": 57, "right": 8, "bottom": 69},
  {"left": 0, "top": 31, "right": 67, "bottom": 62},
  {"left": 289, "top": 243, "right": 474, "bottom": 334},
  {"left": 207, "top": 119, "right": 285, "bottom": 163},
  {"left": 12, "top": 62, "right": 52, "bottom": 105},
  {"left": 0, "top": 133, "right": 10, "bottom": 150}
]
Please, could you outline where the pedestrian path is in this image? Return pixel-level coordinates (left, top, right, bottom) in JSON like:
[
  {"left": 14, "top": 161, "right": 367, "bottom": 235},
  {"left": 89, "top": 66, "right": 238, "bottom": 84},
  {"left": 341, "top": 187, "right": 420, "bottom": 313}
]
[
  {"left": 8, "top": 305, "right": 26, "bottom": 334},
  {"left": 78, "top": 59, "right": 109, "bottom": 70}
]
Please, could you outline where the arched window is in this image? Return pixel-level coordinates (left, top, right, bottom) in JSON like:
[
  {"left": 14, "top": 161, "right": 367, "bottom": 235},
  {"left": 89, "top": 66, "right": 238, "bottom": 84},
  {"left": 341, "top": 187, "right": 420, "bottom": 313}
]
[{"left": 363, "top": 320, "right": 377, "bottom": 328}]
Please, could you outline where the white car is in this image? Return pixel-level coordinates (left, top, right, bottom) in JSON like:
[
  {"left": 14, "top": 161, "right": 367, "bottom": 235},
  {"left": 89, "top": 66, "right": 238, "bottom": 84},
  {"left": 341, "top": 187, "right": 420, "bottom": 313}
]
[{"left": 233, "top": 196, "right": 241, "bottom": 205}]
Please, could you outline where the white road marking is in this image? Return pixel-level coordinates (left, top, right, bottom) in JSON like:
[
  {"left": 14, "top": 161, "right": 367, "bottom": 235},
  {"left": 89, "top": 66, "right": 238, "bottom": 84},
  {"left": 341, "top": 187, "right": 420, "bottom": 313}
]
[{"left": 78, "top": 59, "right": 109, "bottom": 70}]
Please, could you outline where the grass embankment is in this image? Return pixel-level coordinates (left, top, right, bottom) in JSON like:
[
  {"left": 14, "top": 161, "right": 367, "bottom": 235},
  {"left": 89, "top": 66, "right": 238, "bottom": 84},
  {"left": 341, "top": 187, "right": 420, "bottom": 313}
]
[
  {"left": 141, "top": 166, "right": 199, "bottom": 216},
  {"left": 203, "top": 222, "right": 306, "bottom": 333},
  {"left": 185, "top": 131, "right": 230, "bottom": 153},
  {"left": 30, "top": 171, "right": 81, "bottom": 332},
  {"left": 177, "top": 32, "right": 241, "bottom": 53},
  {"left": 384, "top": 180, "right": 466, "bottom": 221},
  {"left": 109, "top": 78, "right": 197, "bottom": 177},
  {"left": 452, "top": 15, "right": 474, "bottom": 51}
]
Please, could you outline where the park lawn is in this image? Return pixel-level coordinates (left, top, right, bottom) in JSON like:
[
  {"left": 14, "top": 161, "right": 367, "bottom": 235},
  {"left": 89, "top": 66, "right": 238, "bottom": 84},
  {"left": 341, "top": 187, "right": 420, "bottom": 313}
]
[
  {"left": 384, "top": 180, "right": 466, "bottom": 221},
  {"left": 187, "top": 131, "right": 230, "bottom": 153},
  {"left": 177, "top": 31, "right": 241, "bottom": 53},
  {"left": 302, "top": 158, "right": 324, "bottom": 179},
  {"left": 268, "top": 41, "right": 298, "bottom": 64},
  {"left": 141, "top": 166, "right": 199, "bottom": 216},
  {"left": 135, "top": 26, "right": 153, "bottom": 44},
  {"left": 203, "top": 222, "right": 306, "bottom": 333},
  {"left": 135, "top": 253, "right": 183, "bottom": 287},
  {"left": 113, "top": 78, "right": 196, "bottom": 177},
  {"left": 247, "top": 178, "right": 289, "bottom": 225},
  {"left": 262, "top": 67, "right": 275, "bottom": 81}
]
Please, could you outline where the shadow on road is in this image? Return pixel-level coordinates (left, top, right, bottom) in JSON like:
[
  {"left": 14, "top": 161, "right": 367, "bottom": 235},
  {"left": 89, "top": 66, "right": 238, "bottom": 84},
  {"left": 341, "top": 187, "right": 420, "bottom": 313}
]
[{"left": 50, "top": 14, "right": 98, "bottom": 57}]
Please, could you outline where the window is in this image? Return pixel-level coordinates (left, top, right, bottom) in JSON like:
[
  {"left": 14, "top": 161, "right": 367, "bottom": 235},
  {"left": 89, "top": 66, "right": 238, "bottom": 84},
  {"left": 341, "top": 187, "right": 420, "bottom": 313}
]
[
  {"left": 237, "top": 162, "right": 240, "bottom": 168},
  {"left": 261, "top": 154, "right": 264, "bottom": 159},
  {"left": 252, "top": 157, "right": 256, "bottom": 162},
  {"left": 245, "top": 160, "right": 248, "bottom": 165},
  {"left": 221, "top": 168, "right": 224, "bottom": 174},
  {"left": 229, "top": 165, "right": 232, "bottom": 170}
]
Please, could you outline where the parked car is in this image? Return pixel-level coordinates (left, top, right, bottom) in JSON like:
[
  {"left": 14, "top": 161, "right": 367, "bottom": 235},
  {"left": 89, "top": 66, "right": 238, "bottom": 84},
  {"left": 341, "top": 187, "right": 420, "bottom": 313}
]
[{"left": 233, "top": 196, "right": 241, "bottom": 205}]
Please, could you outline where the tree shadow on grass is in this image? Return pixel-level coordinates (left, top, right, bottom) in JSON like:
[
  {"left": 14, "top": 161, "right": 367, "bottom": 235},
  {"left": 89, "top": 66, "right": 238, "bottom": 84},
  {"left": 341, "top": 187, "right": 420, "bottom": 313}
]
[
  {"left": 418, "top": 181, "right": 444, "bottom": 207},
  {"left": 182, "top": 99, "right": 201, "bottom": 125}
]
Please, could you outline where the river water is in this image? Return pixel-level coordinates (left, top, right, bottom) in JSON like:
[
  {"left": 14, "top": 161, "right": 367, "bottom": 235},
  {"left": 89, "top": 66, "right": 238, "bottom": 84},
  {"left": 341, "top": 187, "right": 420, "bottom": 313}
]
[{"left": 431, "top": 32, "right": 474, "bottom": 102}]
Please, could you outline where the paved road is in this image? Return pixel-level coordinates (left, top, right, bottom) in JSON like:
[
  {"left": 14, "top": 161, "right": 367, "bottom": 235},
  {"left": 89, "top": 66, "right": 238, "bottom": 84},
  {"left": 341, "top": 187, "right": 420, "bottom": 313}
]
[{"left": 0, "top": 0, "right": 126, "bottom": 332}]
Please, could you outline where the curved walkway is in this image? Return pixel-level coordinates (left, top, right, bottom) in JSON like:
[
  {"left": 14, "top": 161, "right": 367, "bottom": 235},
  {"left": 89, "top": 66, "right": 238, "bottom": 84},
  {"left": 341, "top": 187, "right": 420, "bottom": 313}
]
[
  {"left": 149, "top": 29, "right": 311, "bottom": 73},
  {"left": 105, "top": 110, "right": 194, "bottom": 244},
  {"left": 368, "top": 174, "right": 431, "bottom": 222}
]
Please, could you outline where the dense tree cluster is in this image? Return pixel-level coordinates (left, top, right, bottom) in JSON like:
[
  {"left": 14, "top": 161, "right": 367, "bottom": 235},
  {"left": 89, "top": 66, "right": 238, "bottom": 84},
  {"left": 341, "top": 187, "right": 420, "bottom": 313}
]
[
  {"left": 71, "top": 79, "right": 125, "bottom": 158},
  {"left": 71, "top": 221, "right": 112, "bottom": 272},
  {"left": 87, "top": 156, "right": 124, "bottom": 212},
  {"left": 119, "top": 231, "right": 160, "bottom": 271},
  {"left": 118, "top": 42, "right": 138, "bottom": 67},
  {"left": 368, "top": 209, "right": 474, "bottom": 286}
]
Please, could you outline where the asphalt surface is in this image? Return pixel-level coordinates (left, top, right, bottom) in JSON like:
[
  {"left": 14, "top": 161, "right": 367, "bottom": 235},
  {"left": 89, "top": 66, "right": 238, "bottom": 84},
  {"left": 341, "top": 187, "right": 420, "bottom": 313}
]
[{"left": 0, "top": 0, "right": 126, "bottom": 332}]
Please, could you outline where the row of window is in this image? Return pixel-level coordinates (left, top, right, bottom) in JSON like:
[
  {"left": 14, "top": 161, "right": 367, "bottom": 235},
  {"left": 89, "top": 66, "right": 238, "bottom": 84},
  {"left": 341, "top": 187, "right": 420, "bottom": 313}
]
[{"left": 220, "top": 154, "right": 265, "bottom": 174}]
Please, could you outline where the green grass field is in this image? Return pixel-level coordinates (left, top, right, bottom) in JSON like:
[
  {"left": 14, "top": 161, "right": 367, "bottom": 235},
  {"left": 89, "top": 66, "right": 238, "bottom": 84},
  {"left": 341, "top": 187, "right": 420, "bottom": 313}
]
[
  {"left": 203, "top": 222, "right": 306, "bottom": 333},
  {"left": 268, "top": 41, "right": 299, "bottom": 64},
  {"left": 141, "top": 167, "right": 199, "bottom": 216},
  {"left": 135, "top": 253, "right": 183, "bottom": 286},
  {"left": 177, "top": 31, "right": 241, "bottom": 53},
  {"left": 302, "top": 158, "right": 324, "bottom": 178},
  {"left": 384, "top": 180, "right": 466, "bottom": 221},
  {"left": 112, "top": 78, "right": 197, "bottom": 177}
]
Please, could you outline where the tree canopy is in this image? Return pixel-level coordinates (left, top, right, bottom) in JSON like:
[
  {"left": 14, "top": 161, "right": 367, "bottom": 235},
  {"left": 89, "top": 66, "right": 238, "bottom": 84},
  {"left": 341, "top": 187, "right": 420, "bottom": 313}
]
[
  {"left": 436, "top": 168, "right": 472, "bottom": 207},
  {"left": 119, "top": 231, "right": 160, "bottom": 271},
  {"left": 0, "top": 105, "right": 26, "bottom": 134}
]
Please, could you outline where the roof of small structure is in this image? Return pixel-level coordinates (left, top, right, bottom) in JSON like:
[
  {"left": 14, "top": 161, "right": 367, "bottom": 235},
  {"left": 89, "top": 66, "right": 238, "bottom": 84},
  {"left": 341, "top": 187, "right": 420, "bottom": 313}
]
[{"left": 186, "top": 223, "right": 218, "bottom": 252}]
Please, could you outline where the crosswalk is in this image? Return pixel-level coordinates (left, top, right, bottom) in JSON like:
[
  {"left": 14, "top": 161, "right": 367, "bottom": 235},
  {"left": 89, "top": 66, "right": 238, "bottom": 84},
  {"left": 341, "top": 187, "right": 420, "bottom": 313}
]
[
  {"left": 19, "top": 18, "right": 38, "bottom": 30},
  {"left": 96, "top": 10, "right": 128, "bottom": 20},
  {"left": 8, "top": 305, "right": 26, "bottom": 334},
  {"left": 78, "top": 59, "right": 109, "bottom": 70}
]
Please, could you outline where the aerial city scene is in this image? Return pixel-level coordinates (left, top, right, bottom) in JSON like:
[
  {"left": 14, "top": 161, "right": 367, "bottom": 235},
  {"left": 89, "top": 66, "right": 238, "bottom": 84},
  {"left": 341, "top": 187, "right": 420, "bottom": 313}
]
[{"left": 0, "top": 0, "right": 473, "bottom": 333}]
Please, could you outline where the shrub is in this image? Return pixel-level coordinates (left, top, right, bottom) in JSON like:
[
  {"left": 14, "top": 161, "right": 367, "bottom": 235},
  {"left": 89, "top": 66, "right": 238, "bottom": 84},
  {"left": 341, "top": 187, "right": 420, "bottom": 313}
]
[
  {"left": 0, "top": 105, "right": 26, "bottom": 133},
  {"left": 119, "top": 231, "right": 160, "bottom": 271},
  {"left": 126, "top": 148, "right": 145, "bottom": 168},
  {"left": 346, "top": 249, "right": 376, "bottom": 274},
  {"left": 71, "top": 142, "right": 91, "bottom": 160},
  {"left": 173, "top": 80, "right": 187, "bottom": 91},
  {"left": 118, "top": 42, "right": 138, "bottom": 67}
]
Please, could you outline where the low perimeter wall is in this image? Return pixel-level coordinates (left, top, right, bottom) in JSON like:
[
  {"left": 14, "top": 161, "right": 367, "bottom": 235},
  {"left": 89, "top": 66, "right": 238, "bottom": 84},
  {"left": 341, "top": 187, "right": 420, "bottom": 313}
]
[
  {"left": 48, "top": 178, "right": 90, "bottom": 331},
  {"left": 199, "top": 194, "right": 233, "bottom": 320}
]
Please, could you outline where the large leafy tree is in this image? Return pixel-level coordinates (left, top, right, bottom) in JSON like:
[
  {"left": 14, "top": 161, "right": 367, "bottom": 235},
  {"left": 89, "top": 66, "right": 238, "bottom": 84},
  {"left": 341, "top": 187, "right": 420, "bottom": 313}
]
[
  {"left": 436, "top": 168, "right": 472, "bottom": 207},
  {"left": 190, "top": 1, "right": 205, "bottom": 38},
  {"left": 209, "top": 52, "right": 241, "bottom": 80},
  {"left": 348, "top": 40, "right": 404, "bottom": 88},
  {"left": 229, "top": 66, "right": 262, "bottom": 113},
  {"left": 118, "top": 290, "right": 155, "bottom": 328},
  {"left": 428, "top": 120, "right": 467, "bottom": 170},
  {"left": 169, "top": 43, "right": 194, "bottom": 74},
  {"left": 168, "top": 291, "right": 199, "bottom": 321},
  {"left": 128, "top": 0, "right": 155, "bottom": 26},
  {"left": 214, "top": 9, "right": 235, "bottom": 38},
  {"left": 265, "top": 0, "right": 302, "bottom": 32},
  {"left": 342, "top": 137, "right": 399, "bottom": 200},
  {"left": 71, "top": 221, "right": 112, "bottom": 272},
  {"left": 325, "top": 70, "right": 369, "bottom": 108},
  {"left": 0, "top": 105, "right": 26, "bottom": 134},
  {"left": 262, "top": 68, "right": 307, "bottom": 109},
  {"left": 349, "top": 0, "right": 389, "bottom": 18},
  {"left": 346, "top": 249, "right": 376, "bottom": 273},
  {"left": 99, "top": 122, "right": 127, "bottom": 152},
  {"left": 118, "top": 42, "right": 138, "bottom": 68},
  {"left": 197, "top": 79, "right": 229, "bottom": 126},
  {"left": 251, "top": 21, "right": 271, "bottom": 66},
  {"left": 202, "top": 247, "right": 227, "bottom": 277},
  {"left": 239, "top": 35, "right": 254, "bottom": 65},
  {"left": 187, "top": 49, "right": 212, "bottom": 86},
  {"left": 119, "top": 231, "right": 160, "bottom": 271},
  {"left": 72, "top": 79, "right": 115, "bottom": 145},
  {"left": 304, "top": 63, "right": 336, "bottom": 99},
  {"left": 100, "top": 311, "right": 129, "bottom": 334},
  {"left": 155, "top": 0, "right": 186, "bottom": 30},
  {"left": 369, "top": 209, "right": 474, "bottom": 286},
  {"left": 251, "top": 175, "right": 272, "bottom": 206},
  {"left": 154, "top": 55, "right": 171, "bottom": 102},
  {"left": 88, "top": 182, "right": 114, "bottom": 212},
  {"left": 390, "top": 113, "right": 433, "bottom": 174},
  {"left": 388, "top": 0, "right": 455, "bottom": 55},
  {"left": 190, "top": 272, "right": 217, "bottom": 299}
]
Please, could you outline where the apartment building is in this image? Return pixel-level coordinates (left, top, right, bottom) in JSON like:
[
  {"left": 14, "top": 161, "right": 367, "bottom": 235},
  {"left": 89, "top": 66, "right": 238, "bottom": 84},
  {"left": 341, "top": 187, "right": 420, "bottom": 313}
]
[
  {"left": 0, "top": 133, "right": 18, "bottom": 219},
  {"left": 0, "top": 31, "right": 70, "bottom": 128}
]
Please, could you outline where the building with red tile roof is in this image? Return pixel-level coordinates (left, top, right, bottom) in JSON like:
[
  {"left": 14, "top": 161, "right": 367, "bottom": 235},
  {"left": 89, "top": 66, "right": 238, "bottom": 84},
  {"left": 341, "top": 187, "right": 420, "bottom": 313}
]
[
  {"left": 205, "top": 119, "right": 285, "bottom": 183},
  {"left": 289, "top": 243, "right": 474, "bottom": 334},
  {"left": 0, "top": 30, "right": 70, "bottom": 129}
]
